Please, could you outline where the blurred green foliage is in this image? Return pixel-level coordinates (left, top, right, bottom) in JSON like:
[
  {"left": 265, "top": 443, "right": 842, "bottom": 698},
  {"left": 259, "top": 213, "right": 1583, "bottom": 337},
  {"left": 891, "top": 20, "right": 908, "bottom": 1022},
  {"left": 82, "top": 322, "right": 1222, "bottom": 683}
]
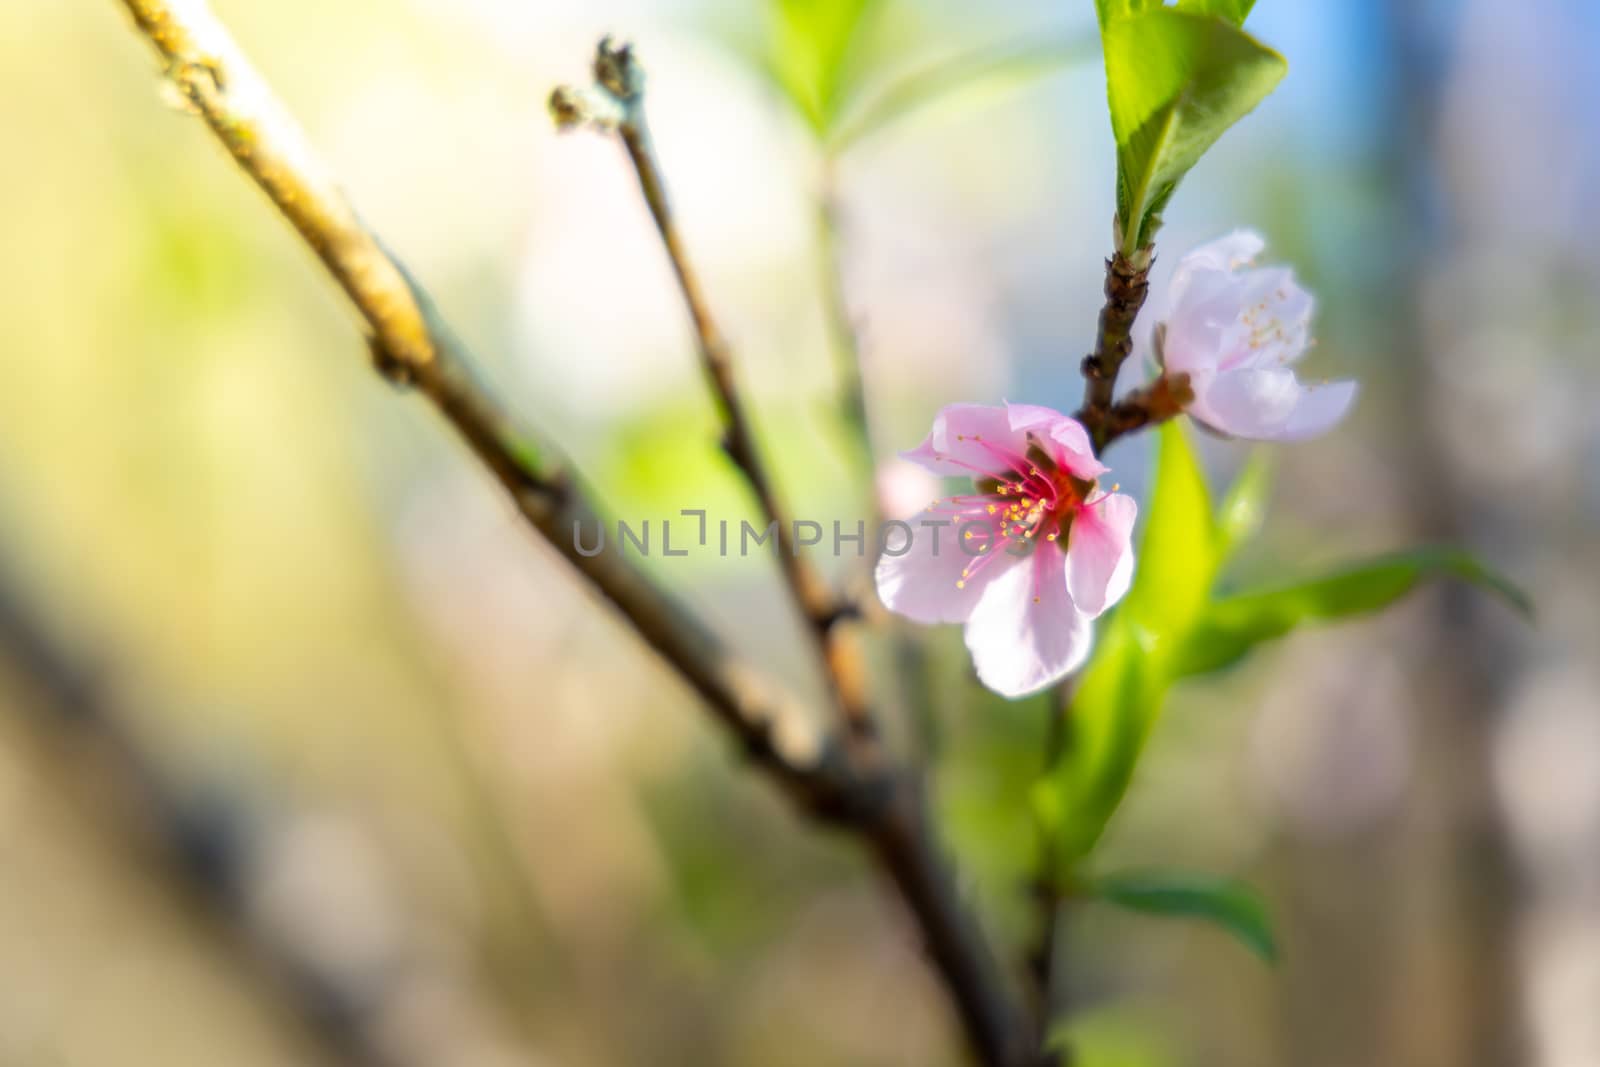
[
  {"left": 1090, "top": 869, "right": 1277, "bottom": 962},
  {"left": 764, "top": 0, "right": 885, "bottom": 136},
  {"left": 1033, "top": 423, "right": 1523, "bottom": 968},
  {"left": 1038, "top": 424, "right": 1220, "bottom": 868},
  {"left": 749, "top": 0, "right": 1099, "bottom": 154},
  {"left": 1180, "top": 547, "right": 1532, "bottom": 676},
  {"left": 1049, "top": 1005, "right": 1175, "bottom": 1067}
]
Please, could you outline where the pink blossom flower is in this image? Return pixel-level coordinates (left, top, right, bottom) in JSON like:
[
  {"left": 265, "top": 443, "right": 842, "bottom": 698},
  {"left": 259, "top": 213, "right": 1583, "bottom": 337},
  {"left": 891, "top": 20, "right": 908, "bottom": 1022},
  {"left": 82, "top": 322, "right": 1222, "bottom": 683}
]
[
  {"left": 1147, "top": 231, "right": 1357, "bottom": 441},
  {"left": 875, "top": 403, "right": 1137, "bottom": 698}
]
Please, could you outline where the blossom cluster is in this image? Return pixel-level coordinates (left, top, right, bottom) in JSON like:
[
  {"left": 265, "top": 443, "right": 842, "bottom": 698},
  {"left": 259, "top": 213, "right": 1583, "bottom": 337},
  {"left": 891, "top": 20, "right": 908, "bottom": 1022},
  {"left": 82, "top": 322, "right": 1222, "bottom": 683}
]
[{"left": 875, "top": 233, "right": 1357, "bottom": 697}]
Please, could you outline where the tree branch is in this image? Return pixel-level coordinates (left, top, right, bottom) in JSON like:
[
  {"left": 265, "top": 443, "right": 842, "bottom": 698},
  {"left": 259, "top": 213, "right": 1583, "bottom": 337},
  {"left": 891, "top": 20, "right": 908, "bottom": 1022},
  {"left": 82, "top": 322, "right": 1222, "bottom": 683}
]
[
  {"left": 112, "top": 5, "right": 1031, "bottom": 1063},
  {"left": 115, "top": 0, "right": 844, "bottom": 813},
  {"left": 1080, "top": 368, "right": 1192, "bottom": 450},
  {"left": 552, "top": 39, "right": 874, "bottom": 741},
  {"left": 1040, "top": 240, "right": 1177, "bottom": 1063},
  {"left": 0, "top": 548, "right": 494, "bottom": 1067},
  {"left": 1076, "top": 244, "right": 1153, "bottom": 450},
  {"left": 1026, "top": 679, "right": 1079, "bottom": 1067}
]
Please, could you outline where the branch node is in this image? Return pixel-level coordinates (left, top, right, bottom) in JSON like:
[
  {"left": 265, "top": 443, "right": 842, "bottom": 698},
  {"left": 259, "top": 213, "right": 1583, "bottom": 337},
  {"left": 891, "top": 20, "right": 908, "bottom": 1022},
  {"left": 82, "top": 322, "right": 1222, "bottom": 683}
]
[
  {"left": 820, "top": 596, "right": 862, "bottom": 631},
  {"left": 593, "top": 36, "right": 644, "bottom": 102},
  {"left": 550, "top": 38, "right": 644, "bottom": 134},
  {"left": 548, "top": 84, "right": 624, "bottom": 132},
  {"left": 368, "top": 335, "right": 416, "bottom": 389}
]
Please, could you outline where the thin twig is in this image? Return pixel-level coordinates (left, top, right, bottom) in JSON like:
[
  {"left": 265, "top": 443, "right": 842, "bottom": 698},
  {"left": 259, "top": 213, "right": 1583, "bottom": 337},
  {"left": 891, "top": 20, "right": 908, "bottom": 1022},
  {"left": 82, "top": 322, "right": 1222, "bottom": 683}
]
[
  {"left": 111, "top": 6, "right": 1031, "bottom": 1063},
  {"left": 550, "top": 42, "right": 1033, "bottom": 1064},
  {"left": 1027, "top": 681, "right": 1078, "bottom": 1067},
  {"left": 1036, "top": 238, "right": 1166, "bottom": 1063},
  {"left": 815, "top": 158, "right": 880, "bottom": 513},
  {"left": 1076, "top": 245, "right": 1153, "bottom": 451},
  {"left": 553, "top": 40, "right": 874, "bottom": 742},
  {"left": 1072, "top": 243, "right": 1192, "bottom": 448},
  {"left": 1080, "top": 369, "right": 1192, "bottom": 450}
]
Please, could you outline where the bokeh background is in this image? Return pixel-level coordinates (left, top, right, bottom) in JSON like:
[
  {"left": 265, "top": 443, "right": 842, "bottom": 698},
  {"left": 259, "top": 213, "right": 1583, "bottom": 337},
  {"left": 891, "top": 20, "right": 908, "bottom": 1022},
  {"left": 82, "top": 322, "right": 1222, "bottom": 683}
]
[{"left": 2, "top": 1, "right": 1596, "bottom": 1064}]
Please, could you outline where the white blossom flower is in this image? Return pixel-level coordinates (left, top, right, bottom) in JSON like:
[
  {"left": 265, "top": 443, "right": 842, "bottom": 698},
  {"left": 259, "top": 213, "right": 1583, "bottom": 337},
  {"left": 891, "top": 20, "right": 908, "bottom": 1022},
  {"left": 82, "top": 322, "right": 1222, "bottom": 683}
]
[{"left": 1149, "top": 231, "right": 1357, "bottom": 441}]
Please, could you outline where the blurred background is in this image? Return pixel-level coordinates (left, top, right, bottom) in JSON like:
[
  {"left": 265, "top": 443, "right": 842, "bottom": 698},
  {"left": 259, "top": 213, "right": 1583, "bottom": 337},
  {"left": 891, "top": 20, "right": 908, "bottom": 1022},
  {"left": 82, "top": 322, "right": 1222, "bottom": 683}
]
[{"left": 1, "top": 0, "right": 1595, "bottom": 1064}]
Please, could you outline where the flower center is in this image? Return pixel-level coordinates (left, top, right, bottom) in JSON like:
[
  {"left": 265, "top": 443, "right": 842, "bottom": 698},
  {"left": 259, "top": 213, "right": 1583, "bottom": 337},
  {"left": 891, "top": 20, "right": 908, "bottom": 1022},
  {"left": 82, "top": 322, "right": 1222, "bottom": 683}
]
[
  {"left": 975, "top": 440, "right": 1096, "bottom": 545},
  {"left": 924, "top": 433, "right": 1105, "bottom": 597}
]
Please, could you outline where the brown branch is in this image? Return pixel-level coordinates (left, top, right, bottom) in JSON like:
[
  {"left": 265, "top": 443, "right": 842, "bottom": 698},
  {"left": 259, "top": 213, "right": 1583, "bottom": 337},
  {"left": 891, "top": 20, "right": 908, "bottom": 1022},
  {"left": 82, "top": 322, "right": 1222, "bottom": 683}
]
[
  {"left": 1077, "top": 245, "right": 1153, "bottom": 451},
  {"left": 550, "top": 44, "right": 1035, "bottom": 1064},
  {"left": 0, "top": 549, "right": 470, "bottom": 1067},
  {"left": 1026, "top": 679, "right": 1079, "bottom": 1067},
  {"left": 552, "top": 40, "right": 874, "bottom": 741},
  {"left": 112, "top": 6, "right": 1031, "bottom": 1064},
  {"left": 1075, "top": 369, "right": 1192, "bottom": 452},
  {"left": 1037, "top": 240, "right": 1174, "bottom": 1064}
]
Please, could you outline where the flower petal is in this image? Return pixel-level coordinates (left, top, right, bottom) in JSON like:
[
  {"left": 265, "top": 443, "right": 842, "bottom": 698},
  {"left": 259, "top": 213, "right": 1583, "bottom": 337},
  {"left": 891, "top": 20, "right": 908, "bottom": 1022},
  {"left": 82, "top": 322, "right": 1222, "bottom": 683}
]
[
  {"left": 1066, "top": 492, "right": 1138, "bottom": 617},
  {"left": 1213, "top": 267, "right": 1314, "bottom": 373},
  {"left": 1049, "top": 419, "right": 1109, "bottom": 480},
  {"left": 962, "top": 547, "right": 1094, "bottom": 698},
  {"left": 1005, "top": 403, "right": 1107, "bottom": 479},
  {"left": 1004, "top": 402, "right": 1070, "bottom": 435},
  {"left": 901, "top": 404, "right": 1029, "bottom": 480},
  {"left": 1163, "top": 268, "right": 1250, "bottom": 374},
  {"left": 1279, "top": 379, "right": 1358, "bottom": 441},
  {"left": 1167, "top": 230, "right": 1266, "bottom": 311},
  {"left": 875, "top": 516, "right": 1016, "bottom": 624},
  {"left": 1192, "top": 366, "right": 1303, "bottom": 439}
]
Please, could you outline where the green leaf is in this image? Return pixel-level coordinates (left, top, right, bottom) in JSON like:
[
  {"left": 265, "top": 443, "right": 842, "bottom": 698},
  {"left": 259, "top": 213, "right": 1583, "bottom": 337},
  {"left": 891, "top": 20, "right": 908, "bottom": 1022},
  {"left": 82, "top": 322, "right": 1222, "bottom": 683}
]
[
  {"left": 1177, "top": 547, "right": 1532, "bottom": 677},
  {"left": 1122, "top": 423, "right": 1219, "bottom": 619},
  {"left": 1036, "top": 424, "right": 1221, "bottom": 863},
  {"left": 1101, "top": 9, "right": 1286, "bottom": 253},
  {"left": 1091, "top": 869, "right": 1277, "bottom": 962},
  {"left": 1095, "top": 0, "right": 1161, "bottom": 30},
  {"left": 1046, "top": 1006, "right": 1174, "bottom": 1065},
  {"left": 1175, "top": 0, "right": 1258, "bottom": 25},
  {"left": 766, "top": 0, "right": 882, "bottom": 135},
  {"left": 1216, "top": 450, "right": 1272, "bottom": 555},
  {"left": 827, "top": 31, "right": 1099, "bottom": 153}
]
